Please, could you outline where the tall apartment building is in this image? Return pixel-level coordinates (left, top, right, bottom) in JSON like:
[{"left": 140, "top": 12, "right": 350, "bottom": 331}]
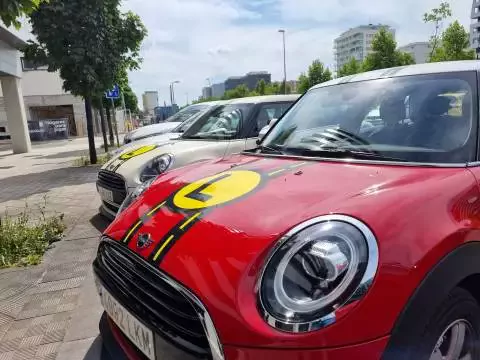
[
  {"left": 471, "top": 0, "right": 480, "bottom": 53},
  {"left": 334, "top": 24, "right": 396, "bottom": 71},
  {"left": 211, "top": 83, "right": 225, "bottom": 98},
  {"left": 224, "top": 72, "right": 271, "bottom": 92},
  {"left": 398, "top": 42, "right": 431, "bottom": 64},
  {"left": 142, "top": 91, "right": 159, "bottom": 115}
]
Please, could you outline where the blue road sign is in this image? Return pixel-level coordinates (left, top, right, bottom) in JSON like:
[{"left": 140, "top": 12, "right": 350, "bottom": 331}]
[{"left": 105, "top": 84, "right": 120, "bottom": 99}]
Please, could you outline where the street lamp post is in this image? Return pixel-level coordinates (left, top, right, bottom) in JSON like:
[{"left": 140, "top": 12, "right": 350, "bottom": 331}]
[
  {"left": 278, "top": 29, "right": 287, "bottom": 94},
  {"left": 170, "top": 81, "right": 180, "bottom": 106}
]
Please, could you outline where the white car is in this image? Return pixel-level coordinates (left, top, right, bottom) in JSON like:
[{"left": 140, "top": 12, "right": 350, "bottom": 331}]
[
  {"left": 123, "top": 102, "right": 218, "bottom": 144},
  {"left": 97, "top": 95, "right": 299, "bottom": 219},
  {"left": 111, "top": 101, "right": 228, "bottom": 157}
]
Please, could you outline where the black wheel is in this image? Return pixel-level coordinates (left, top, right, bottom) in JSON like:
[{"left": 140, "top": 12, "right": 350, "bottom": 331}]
[{"left": 387, "top": 287, "right": 480, "bottom": 360}]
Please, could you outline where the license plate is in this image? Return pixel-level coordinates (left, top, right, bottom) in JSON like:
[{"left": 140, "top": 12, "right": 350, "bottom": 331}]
[
  {"left": 98, "top": 187, "right": 114, "bottom": 203},
  {"left": 99, "top": 285, "right": 155, "bottom": 360}
]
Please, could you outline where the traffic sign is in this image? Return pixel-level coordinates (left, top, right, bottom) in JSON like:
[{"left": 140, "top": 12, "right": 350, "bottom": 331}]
[{"left": 106, "top": 84, "right": 120, "bottom": 99}]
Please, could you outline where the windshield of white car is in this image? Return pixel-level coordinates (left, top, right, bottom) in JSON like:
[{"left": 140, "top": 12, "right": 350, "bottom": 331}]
[
  {"left": 181, "top": 104, "right": 254, "bottom": 140},
  {"left": 261, "top": 72, "right": 476, "bottom": 164},
  {"left": 164, "top": 104, "right": 210, "bottom": 123}
]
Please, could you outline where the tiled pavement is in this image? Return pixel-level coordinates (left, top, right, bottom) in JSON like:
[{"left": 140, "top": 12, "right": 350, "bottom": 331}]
[{"left": 0, "top": 139, "right": 111, "bottom": 360}]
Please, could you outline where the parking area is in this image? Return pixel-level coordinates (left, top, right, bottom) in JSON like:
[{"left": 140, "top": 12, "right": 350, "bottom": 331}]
[{"left": 0, "top": 138, "right": 109, "bottom": 360}]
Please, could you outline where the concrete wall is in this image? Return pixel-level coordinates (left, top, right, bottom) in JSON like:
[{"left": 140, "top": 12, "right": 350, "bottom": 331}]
[{"left": 0, "top": 40, "right": 21, "bottom": 77}]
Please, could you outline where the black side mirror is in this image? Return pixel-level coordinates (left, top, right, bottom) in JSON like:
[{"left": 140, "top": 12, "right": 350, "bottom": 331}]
[{"left": 256, "top": 138, "right": 261, "bottom": 145}]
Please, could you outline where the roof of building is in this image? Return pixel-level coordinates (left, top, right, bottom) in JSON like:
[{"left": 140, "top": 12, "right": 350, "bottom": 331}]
[
  {"left": 398, "top": 41, "right": 431, "bottom": 49},
  {"left": 225, "top": 94, "right": 300, "bottom": 104},
  {"left": 336, "top": 24, "right": 392, "bottom": 39},
  {"left": 312, "top": 61, "right": 480, "bottom": 90},
  {"left": 0, "top": 26, "right": 26, "bottom": 49}
]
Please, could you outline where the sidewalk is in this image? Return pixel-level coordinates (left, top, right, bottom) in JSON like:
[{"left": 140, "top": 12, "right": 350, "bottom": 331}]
[{"left": 0, "top": 139, "right": 109, "bottom": 360}]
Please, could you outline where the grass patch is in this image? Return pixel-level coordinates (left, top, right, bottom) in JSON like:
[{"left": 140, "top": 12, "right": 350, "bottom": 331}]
[
  {"left": 73, "top": 152, "right": 113, "bottom": 167},
  {"left": 0, "top": 199, "right": 66, "bottom": 268}
]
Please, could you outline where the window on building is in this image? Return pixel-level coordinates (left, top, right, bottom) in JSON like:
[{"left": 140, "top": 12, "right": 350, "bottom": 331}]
[
  {"left": 21, "top": 58, "right": 48, "bottom": 71},
  {"left": 0, "top": 127, "right": 6, "bottom": 133}
]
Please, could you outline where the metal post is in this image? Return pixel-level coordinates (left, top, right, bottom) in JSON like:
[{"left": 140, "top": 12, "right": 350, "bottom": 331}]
[
  {"left": 279, "top": 29, "right": 287, "bottom": 94},
  {"left": 111, "top": 98, "right": 120, "bottom": 147}
]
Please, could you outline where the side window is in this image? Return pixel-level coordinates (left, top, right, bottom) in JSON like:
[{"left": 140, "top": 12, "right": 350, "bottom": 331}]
[{"left": 250, "top": 103, "right": 291, "bottom": 137}]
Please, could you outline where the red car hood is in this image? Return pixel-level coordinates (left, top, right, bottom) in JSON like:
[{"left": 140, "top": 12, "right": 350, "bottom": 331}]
[{"left": 104, "top": 153, "right": 475, "bottom": 347}]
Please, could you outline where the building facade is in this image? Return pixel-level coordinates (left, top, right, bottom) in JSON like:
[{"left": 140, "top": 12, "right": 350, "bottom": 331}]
[
  {"left": 202, "top": 86, "right": 213, "bottom": 99},
  {"left": 334, "top": 24, "right": 395, "bottom": 71},
  {"left": 211, "top": 82, "right": 225, "bottom": 98},
  {"left": 224, "top": 72, "right": 271, "bottom": 92},
  {"left": 471, "top": 0, "right": 480, "bottom": 53},
  {"left": 142, "top": 91, "right": 159, "bottom": 115},
  {"left": 398, "top": 42, "right": 431, "bottom": 64}
]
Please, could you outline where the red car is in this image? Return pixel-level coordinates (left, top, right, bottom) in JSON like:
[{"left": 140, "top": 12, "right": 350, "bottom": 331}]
[{"left": 94, "top": 61, "right": 480, "bottom": 360}]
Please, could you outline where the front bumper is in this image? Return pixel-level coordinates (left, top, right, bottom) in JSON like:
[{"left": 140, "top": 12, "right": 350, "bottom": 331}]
[{"left": 100, "top": 312, "right": 389, "bottom": 360}]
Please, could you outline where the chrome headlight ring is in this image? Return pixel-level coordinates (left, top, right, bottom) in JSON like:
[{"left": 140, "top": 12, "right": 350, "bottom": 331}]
[
  {"left": 139, "top": 153, "right": 174, "bottom": 183},
  {"left": 258, "top": 215, "right": 379, "bottom": 333}
]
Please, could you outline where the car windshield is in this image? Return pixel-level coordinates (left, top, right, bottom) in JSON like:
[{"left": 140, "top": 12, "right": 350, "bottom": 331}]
[
  {"left": 171, "top": 108, "right": 214, "bottom": 133},
  {"left": 165, "top": 104, "right": 209, "bottom": 123},
  {"left": 261, "top": 72, "right": 476, "bottom": 164},
  {"left": 181, "top": 104, "right": 254, "bottom": 140}
]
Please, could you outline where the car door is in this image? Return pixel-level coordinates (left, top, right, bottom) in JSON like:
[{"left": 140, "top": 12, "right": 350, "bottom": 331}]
[{"left": 243, "top": 102, "right": 294, "bottom": 149}]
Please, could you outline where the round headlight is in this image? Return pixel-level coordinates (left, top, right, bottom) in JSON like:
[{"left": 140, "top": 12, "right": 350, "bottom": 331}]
[
  {"left": 259, "top": 215, "right": 378, "bottom": 333},
  {"left": 139, "top": 154, "right": 173, "bottom": 183}
]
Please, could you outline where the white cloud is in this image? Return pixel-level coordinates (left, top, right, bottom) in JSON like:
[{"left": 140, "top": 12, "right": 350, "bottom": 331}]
[{"left": 5, "top": 0, "right": 474, "bottom": 108}]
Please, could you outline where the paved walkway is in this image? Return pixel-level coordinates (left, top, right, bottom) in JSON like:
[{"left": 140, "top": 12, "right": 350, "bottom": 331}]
[{"left": 0, "top": 139, "right": 109, "bottom": 360}]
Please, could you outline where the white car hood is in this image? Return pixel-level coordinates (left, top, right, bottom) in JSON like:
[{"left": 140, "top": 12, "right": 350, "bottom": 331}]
[
  {"left": 102, "top": 139, "right": 227, "bottom": 187},
  {"left": 129, "top": 122, "right": 181, "bottom": 141}
]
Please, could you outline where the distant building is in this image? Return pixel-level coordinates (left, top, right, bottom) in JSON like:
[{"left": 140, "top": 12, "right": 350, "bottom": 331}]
[
  {"left": 471, "top": 0, "right": 480, "bottom": 53},
  {"left": 334, "top": 24, "right": 396, "bottom": 71},
  {"left": 398, "top": 42, "right": 431, "bottom": 64},
  {"left": 202, "top": 86, "right": 213, "bottom": 99},
  {"left": 211, "top": 83, "right": 225, "bottom": 98},
  {"left": 154, "top": 105, "right": 179, "bottom": 123},
  {"left": 224, "top": 71, "right": 271, "bottom": 92},
  {"left": 142, "top": 91, "right": 158, "bottom": 115}
]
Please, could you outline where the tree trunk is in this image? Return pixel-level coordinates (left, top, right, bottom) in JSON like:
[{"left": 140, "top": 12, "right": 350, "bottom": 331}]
[
  {"left": 99, "top": 100, "right": 108, "bottom": 152},
  {"left": 85, "top": 97, "right": 97, "bottom": 165},
  {"left": 106, "top": 105, "right": 114, "bottom": 146}
]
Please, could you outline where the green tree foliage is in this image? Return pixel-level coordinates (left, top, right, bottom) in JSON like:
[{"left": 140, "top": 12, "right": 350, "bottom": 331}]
[
  {"left": 337, "top": 57, "right": 362, "bottom": 77},
  {"left": 362, "top": 28, "right": 415, "bottom": 71},
  {"left": 256, "top": 79, "right": 267, "bottom": 95},
  {"left": 430, "top": 21, "right": 475, "bottom": 62},
  {"left": 297, "top": 60, "right": 332, "bottom": 93},
  {"left": 0, "top": 0, "right": 45, "bottom": 29},
  {"left": 24, "top": 0, "right": 146, "bottom": 163},
  {"left": 222, "top": 84, "right": 250, "bottom": 100},
  {"left": 423, "top": 2, "right": 452, "bottom": 58}
]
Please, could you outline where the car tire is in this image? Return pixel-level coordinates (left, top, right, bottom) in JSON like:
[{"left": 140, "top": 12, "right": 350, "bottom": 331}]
[{"left": 387, "top": 287, "right": 480, "bottom": 360}]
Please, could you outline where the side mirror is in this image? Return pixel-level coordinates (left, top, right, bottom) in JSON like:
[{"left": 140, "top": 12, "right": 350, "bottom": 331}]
[
  {"left": 268, "top": 118, "right": 278, "bottom": 126},
  {"left": 258, "top": 125, "right": 270, "bottom": 139}
]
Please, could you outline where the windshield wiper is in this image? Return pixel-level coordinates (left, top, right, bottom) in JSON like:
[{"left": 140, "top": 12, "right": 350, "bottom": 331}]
[
  {"left": 287, "top": 147, "right": 406, "bottom": 162},
  {"left": 255, "top": 144, "right": 285, "bottom": 155}
]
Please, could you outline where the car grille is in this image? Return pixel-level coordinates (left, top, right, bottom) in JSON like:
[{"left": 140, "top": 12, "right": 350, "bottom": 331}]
[
  {"left": 97, "top": 170, "right": 127, "bottom": 205},
  {"left": 102, "top": 201, "right": 119, "bottom": 213},
  {"left": 94, "top": 240, "right": 211, "bottom": 358}
]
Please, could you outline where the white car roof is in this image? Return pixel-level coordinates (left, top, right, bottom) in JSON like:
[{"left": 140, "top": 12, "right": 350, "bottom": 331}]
[
  {"left": 225, "top": 94, "right": 300, "bottom": 104},
  {"left": 312, "top": 60, "right": 480, "bottom": 90}
]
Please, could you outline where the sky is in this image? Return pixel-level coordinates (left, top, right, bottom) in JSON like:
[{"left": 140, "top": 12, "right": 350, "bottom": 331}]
[{"left": 7, "top": 0, "right": 474, "bottom": 109}]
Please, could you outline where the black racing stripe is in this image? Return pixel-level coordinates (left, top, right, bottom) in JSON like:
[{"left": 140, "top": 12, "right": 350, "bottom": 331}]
[
  {"left": 122, "top": 200, "right": 167, "bottom": 245},
  {"left": 149, "top": 212, "right": 204, "bottom": 265}
]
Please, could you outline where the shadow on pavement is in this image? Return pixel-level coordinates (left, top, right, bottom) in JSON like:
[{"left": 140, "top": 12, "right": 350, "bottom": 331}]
[
  {"left": 30, "top": 148, "right": 107, "bottom": 160},
  {"left": 0, "top": 166, "right": 99, "bottom": 202},
  {"left": 90, "top": 214, "right": 111, "bottom": 233},
  {"left": 84, "top": 336, "right": 103, "bottom": 360}
]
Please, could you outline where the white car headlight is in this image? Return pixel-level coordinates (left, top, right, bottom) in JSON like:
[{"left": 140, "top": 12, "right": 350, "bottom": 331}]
[
  {"left": 139, "top": 154, "right": 173, "bottom": 183},
  {"left": 116, "top": 177, "right": 156, "bottom": 217},
  {"left": 259, "top": 215, "right": 378, "bottom": 333}
]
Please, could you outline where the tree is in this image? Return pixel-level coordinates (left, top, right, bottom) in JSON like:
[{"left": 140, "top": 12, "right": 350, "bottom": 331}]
[
  {"left": 337, "top": 57, "right": 362, "bottom": 77},
  {"left": 222, "top": 85, "right": 250, "bottom": 99},
  {"left": 362, "top": 28, "right": 415, "bottom": 71},
  {"left": 424, "top": 2, "right": 452, "bottom": 58},
  {"left": 0, "top": 0, "right": 45, "bottom": 28},
  {"left": 430, "top": 21, "right": 475, "bottom": 62},
  {"left": 24, "top": 0, "right": 146, "bottom": 163},
  {"left": 297, "top": 60, "right": 332, "bottom": 93},
  {"left": 256, "top": 79, "right": 267, "bottom": 95}
]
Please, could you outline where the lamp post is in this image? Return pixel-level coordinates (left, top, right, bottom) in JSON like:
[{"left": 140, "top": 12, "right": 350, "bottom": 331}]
[
  {"left": 170, "top": 81, "right": 180, "bottom": 106},
  {"left": 278, "top": 29, "right": 287, "bottom": 94}
]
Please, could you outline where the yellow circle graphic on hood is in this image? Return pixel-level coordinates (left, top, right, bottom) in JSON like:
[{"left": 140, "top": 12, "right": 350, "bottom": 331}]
[
  {"left": 173, "top": 170, "right": 262, "bottom": 210},
  {"left": 119, "top": 145, "right": 157, "bottom": 160}
]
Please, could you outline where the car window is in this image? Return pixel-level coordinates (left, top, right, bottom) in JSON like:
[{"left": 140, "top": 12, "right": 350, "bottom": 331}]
[
  {"left": 263, "top": 73, "right": 475, "bottom": 164},
  {"left": 251, "top": 102, "right": 293, "bottom": 136},
  {"left": 182, "top": 104, "right": 254, "bottom": 140},
  {"left": 165, "top": 105, "right": 209, "bottom": 123}
]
